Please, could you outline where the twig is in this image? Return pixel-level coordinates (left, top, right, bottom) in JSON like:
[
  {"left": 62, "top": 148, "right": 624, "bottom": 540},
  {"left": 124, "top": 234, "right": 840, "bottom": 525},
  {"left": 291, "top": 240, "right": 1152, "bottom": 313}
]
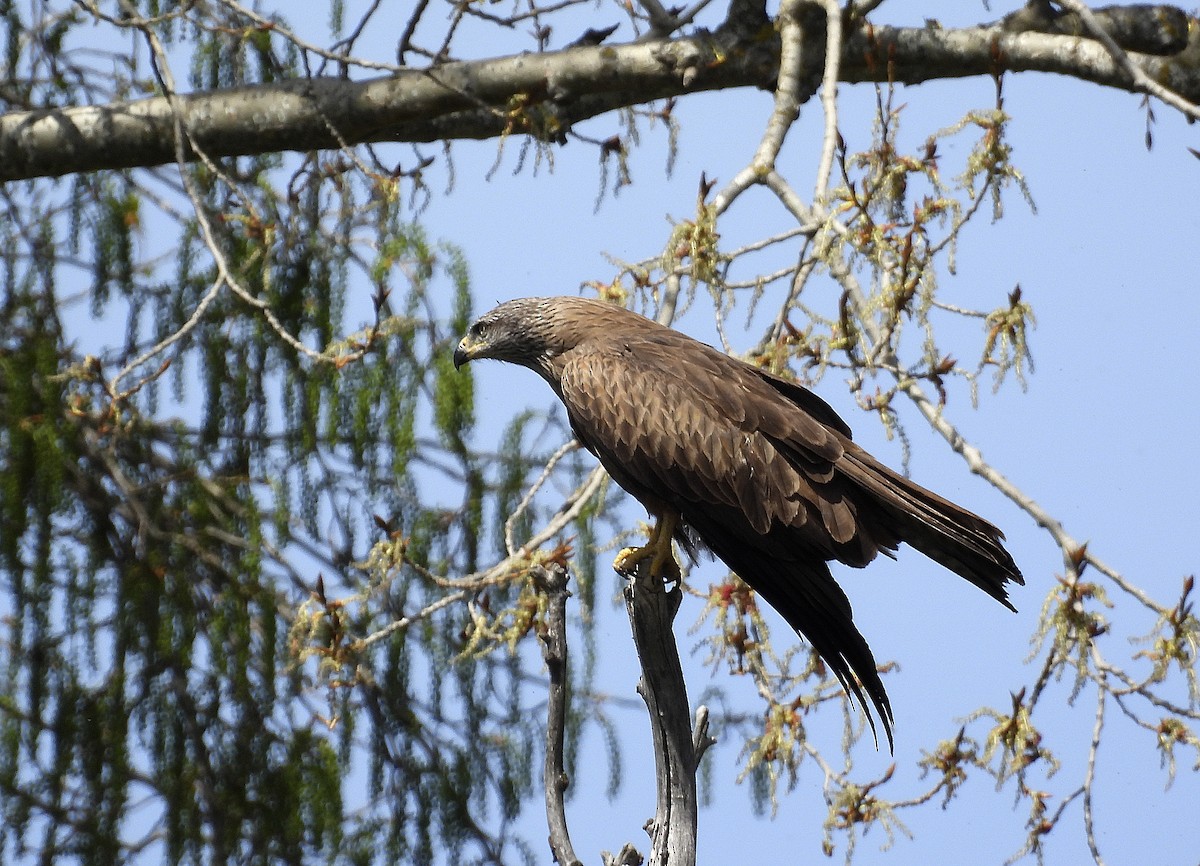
[
  {"left": 215, "top": 0, "right": 406, "bottom": 74},
  {"left": 712, "top": 0, "right": 823, "bottom": 218},
  {"left": 1083, "top": 647, "right": 1109, "bottom": 866},
  {"left": 436, "top": 466, "right": 607, "bottom": 590},
  {"left": 107, "top": 0, "right": 325, "bottom": 402},
  {"left": 636, "top": 0, "right": 680, "bottom": 36},
  {"left": 347, "top": 590, "right": 468, "bottom": 652},
  {"left": 342, "top": 463, "right": 608, "bottom": 667},
  {"left": 803, "top": 217, "right": 1164, "bottom": 617},
  {"left": 894, "top": 371, "right": 1164, "bottom": 614},
  {"left": 107, "top": 275, "right": 224, "bottom": 400},
  {"left": 505, "top": 439, "right": 581, "bottom": 556}
]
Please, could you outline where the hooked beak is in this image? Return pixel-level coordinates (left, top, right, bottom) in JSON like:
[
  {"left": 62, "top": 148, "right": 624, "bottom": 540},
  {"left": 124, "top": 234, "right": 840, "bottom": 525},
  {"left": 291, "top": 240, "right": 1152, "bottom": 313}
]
[{"left": 453, "top": 336, "right": 478, "bottom": 370}]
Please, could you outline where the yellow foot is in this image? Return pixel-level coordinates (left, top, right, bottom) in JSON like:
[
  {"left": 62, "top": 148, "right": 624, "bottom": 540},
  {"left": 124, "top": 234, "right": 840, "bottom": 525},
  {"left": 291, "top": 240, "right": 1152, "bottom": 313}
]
[
  {"left": 614, "top": 512, "right": 682, "bottom": 582},
  {"left": 613, "top": 542, "right": 681, "bottom": 583}
]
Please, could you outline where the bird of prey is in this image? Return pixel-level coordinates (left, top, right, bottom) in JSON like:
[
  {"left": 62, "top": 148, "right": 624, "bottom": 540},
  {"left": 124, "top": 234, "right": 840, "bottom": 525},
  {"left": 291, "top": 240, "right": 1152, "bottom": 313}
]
[{"left": 454, "top": 296, "right": 1023, "bottom": 746}]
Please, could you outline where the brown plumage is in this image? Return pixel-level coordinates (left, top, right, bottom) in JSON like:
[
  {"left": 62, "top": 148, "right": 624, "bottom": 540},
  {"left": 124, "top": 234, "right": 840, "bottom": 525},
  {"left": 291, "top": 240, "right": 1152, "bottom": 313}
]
[{"left": 454, "top": 296, "right": 1023, "bottom": 747}]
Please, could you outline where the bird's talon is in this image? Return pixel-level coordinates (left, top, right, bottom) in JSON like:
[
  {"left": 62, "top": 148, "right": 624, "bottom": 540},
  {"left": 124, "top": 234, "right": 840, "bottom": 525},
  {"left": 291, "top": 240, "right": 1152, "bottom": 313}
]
[
  {"left": 614, "top": 545, "right": 646, "bottom": 576},
  {"left": 613, "top": 543, "right": 681, "bottom": 584}
]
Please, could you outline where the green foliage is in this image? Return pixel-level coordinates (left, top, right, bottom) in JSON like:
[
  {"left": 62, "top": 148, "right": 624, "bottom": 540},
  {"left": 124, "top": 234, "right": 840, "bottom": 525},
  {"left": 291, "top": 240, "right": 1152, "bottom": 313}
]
[{"left": 0, "top": 216, "right": 563, "bottom": 866}]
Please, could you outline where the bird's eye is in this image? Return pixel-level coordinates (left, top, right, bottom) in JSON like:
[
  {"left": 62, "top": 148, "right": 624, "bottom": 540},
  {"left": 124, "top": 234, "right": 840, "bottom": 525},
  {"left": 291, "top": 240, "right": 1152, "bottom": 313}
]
[{"left": 469, "top": 322, "right": 484, "bottom": 338}]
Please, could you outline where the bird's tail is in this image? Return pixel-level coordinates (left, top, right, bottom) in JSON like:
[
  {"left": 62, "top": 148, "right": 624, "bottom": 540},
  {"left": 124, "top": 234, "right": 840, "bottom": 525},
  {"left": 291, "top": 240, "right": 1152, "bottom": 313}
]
[
  {"left": 675, "top": 491, "right": 894, "bottom": 748},
  {"left": 691, "top": 519, "right": 896, "bottom": 751},
  {"left": 840, "top": 447, "right": 1025, "bottom": 608}
]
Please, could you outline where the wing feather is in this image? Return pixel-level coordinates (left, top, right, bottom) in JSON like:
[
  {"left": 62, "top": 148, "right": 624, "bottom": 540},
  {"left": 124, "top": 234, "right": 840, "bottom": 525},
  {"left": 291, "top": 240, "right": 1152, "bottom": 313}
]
[{"left": 558, "top": 338, "right": 816, "bottom": 534}]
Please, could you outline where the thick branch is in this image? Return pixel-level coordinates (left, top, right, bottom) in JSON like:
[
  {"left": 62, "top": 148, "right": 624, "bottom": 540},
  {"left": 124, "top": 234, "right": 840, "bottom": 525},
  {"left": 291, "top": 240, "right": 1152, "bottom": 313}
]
[
  {"left": 623, "top": 564, "right": 697, "bottom": 866},
  {"left": 0, "top": 35, "right": 766, "bottom": 182},
  {"left": 841, "top": 13, "right": 1198, "bottom": 94},
  {"left": 1, "top": 4, "right": 1196, "bottom": 181}
]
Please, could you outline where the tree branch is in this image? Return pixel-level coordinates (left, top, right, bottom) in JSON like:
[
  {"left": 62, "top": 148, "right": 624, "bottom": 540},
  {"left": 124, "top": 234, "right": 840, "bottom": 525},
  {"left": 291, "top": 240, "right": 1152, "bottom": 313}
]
[
  {"left": 0, "top": 35, "right": 752, "bottom": 182},
  {"left": 535, "top": 563, "right": 582, "bottom": 866},
  {"left": 623, "top": 562, "right": 698, "bottom": 866},
  {"left": 2, "top": 4, "right": 1196, "bottom": 181},
  {"left": 1054, "top": 0, "right": 1200, "bottom": 120},
  {"left": 841, "top": 11, "right": 1197, "bottom": 96}
]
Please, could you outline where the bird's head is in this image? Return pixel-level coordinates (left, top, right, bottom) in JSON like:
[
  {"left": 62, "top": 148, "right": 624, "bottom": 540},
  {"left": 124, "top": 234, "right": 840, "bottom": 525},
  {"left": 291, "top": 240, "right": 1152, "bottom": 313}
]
[{"left": 453, "top": 297, "right": 575, "bottom": 373}]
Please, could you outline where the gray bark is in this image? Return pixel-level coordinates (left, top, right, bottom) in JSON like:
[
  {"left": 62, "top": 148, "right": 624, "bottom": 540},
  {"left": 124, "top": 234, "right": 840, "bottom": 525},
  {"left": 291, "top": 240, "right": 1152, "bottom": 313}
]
[
  {"left": 623, "top": 566, "right": 698, "bottom": 866},
  {"left": 535, "top": 564, "right": 582, "bottom": 866},
  {"left": 1, "top": 4, "right": 1196, "bottom": 182}
]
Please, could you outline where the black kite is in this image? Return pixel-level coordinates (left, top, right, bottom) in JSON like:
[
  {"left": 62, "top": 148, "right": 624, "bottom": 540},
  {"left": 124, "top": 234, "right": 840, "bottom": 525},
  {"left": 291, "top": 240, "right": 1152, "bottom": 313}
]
[{"left": 454, "top": 296, "right": 1023, "bottom": 746}]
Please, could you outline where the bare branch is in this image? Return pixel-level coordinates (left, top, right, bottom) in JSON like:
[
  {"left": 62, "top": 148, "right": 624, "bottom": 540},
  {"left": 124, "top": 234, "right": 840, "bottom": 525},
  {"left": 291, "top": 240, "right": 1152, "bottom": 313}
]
[
  {"left": 505, "top": 439, "right": 582, "bottom": 556},
  {"left": 1084, "top": 651, "right": 1109, "bottom": 866},
  {"left": 624, "top": 561, "right": 698, "bottom": 866},
  {"left": 5, "top": 5, "right": 1199, "bottom": 181},
  {"left": 751, "top": 0, "right": 817, "bottom": 173},
  {"left": 1054, "top": 0, "right": 1200, "bottom": 120},
  {"left": 812, "top": 0, "right": 843, "bottom": 200},
  {"left": 536, "top": 563, "right": 582, "bottom": 866}
]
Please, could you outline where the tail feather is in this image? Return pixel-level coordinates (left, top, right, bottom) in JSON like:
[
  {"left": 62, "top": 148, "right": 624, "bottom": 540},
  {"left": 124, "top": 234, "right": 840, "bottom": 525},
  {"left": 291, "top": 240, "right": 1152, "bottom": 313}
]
[
  {"left": 840, "top": 446, "right": 1025, "bottom": 607},
  {"left": 684, "top": 508, "right": 896, "bottom": 749}
]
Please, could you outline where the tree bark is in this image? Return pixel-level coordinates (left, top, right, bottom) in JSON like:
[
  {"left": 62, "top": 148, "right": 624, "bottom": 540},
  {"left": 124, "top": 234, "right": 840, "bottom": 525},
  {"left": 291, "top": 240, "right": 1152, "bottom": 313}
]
[
  {"left": 623, "top": 564, "right": 698, "bottom": 866},
  {"left": 1, "top": 4, "right": 1195, "bottom": 182},
  {"left": 535, "top": 563, "right": 583, "bottom": 866}
]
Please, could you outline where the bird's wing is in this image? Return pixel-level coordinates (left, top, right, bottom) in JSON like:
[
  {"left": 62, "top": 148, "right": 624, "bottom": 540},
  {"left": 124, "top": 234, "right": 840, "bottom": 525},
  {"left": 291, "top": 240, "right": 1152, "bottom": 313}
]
[{"left": 556, "top": 331, "right": 894, "bottom": 743}]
